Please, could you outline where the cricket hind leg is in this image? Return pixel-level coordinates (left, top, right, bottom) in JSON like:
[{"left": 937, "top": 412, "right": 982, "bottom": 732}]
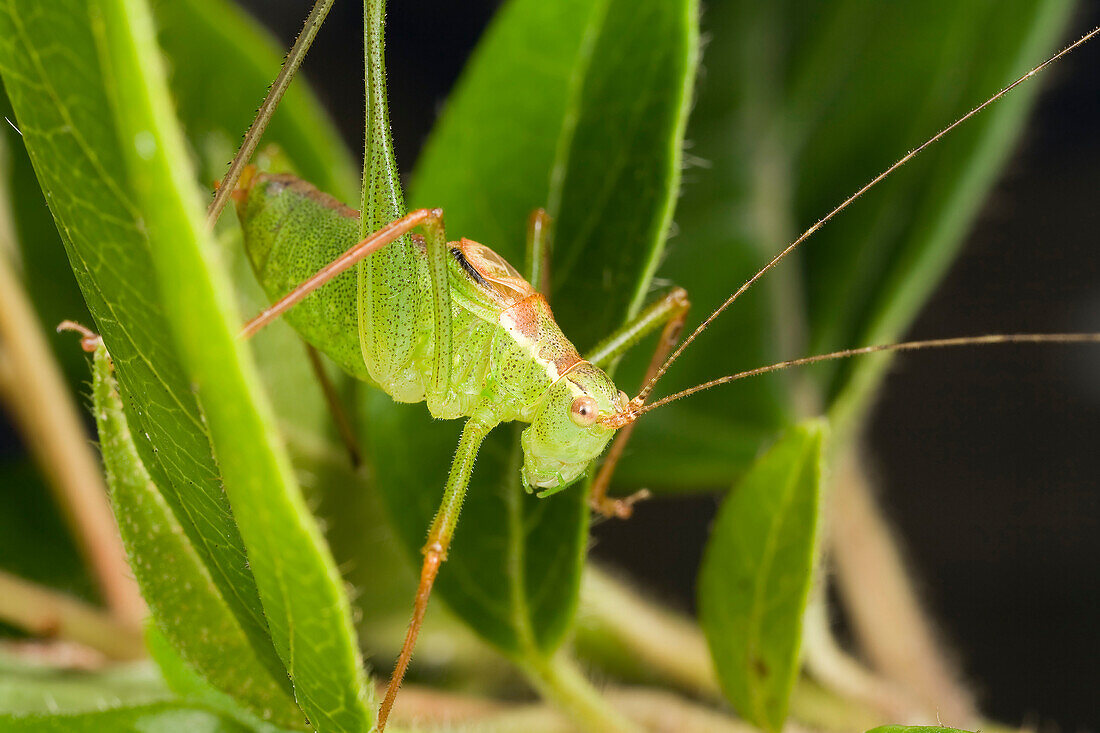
[
  {"left": 377, "top": 415, "right": 496, "bottom": 731},
  {"left": 240, "top": 204, "right": 454, "bottom": 405},
  {"left": 585, "top": 288, "right": 690, "bottom": 518},
  {"left": 303, "top": 344, "right": 362, "bottom": 468},
  {"left": 239, "top": 207, "right": 444, "bottom": 338}
]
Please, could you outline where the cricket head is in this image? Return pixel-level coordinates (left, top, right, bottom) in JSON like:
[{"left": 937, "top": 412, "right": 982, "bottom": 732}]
[{"left": 521, "top": 362, "right": 627, "bottom": 496}]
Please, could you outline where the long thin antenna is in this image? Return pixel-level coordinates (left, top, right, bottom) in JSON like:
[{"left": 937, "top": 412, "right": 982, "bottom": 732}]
[
  {"left": 633, "top": 25, "right": 1100, "bottom": 406},
  {"left": 205, "top": 0, "right": 335, "bottom": 230},
  {"left": 604, "top": 333, "right": 1100, "bottom": 425}
]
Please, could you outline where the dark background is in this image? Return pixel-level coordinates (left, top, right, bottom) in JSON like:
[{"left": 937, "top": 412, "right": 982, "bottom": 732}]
[{"left": 4, "top": 0, "right": 1095, "bottom": 729}]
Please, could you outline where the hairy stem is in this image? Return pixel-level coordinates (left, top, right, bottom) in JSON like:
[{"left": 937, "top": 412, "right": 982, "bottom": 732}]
[
  {"left": 801, "top": 591, "right": 925, "bottom": 723},
  {"left": 577, "top": 566, "right": 719, "bottom": 698},
  {"left": 576, "top": 566, "right": 942, "bottom": 732},
  {"left": 384, "top": 682, "right": 770, "bottom": 733},
  {"left": 0, "top": 255, "right": 144, "bottom": 627},
  {"left": 521, "top": 653, "right": 638, "bottom": 733},
  {"left": 0, "top": 570, "right": 145, "bottom": 660}
]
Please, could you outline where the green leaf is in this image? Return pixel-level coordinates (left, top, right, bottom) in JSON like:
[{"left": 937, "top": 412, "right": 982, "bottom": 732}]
[
  {"left": 698, "top": 421, "right": 825, "bottom": 733},
  {"left": 150, "top": 0, "right": 411, "bottom": 620},
  {"left": 94, "top": 1, "right": 373, "bottom": 730},
  {"left": 360, "top": 0, "right": 699, "bottom": 658},
  {"left": 0, "top": 87, "right": 94, "bottom": 390},
  {"left": 619, "top": 0, "right": 1074, "bottom": 489},
  {"left": 92, "top": 347, "right": 305, "bottom": 729},
  {"left": 0, "top": 704, "right": 252, "bottom": 733},
  {"left": 866, "top": 728, "right": 975, "bottom": 733},
  {"left": 0, "top": 0, "right": 280, "bottom": 685},
  {"left": 797, "top": 1, "right": 1075, "bottom": 417},
  {"left": 147, "top": 626, "right": 306, "bottom": 733},
  {"left": 0, "top": 0, "right": 373, "bottom": 730}
]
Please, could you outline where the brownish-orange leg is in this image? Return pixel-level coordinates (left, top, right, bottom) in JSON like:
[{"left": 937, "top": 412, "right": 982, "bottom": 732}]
[
  {"left": 376, "top": 539, "right": 443, "bottom": 730},
  {"left": 376, "top": 415, "right": 495, "bottom": 731},
  {"left": 238, "top": 207, "right": 443, "bottom": 340},
  {"left": 586, "top": 288, "right": 690, "bottom": 518}
]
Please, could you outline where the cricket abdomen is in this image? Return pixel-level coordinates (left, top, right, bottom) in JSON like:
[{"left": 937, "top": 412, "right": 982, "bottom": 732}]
[
  {"left": 236, "top": 173, "right": 581, "bottom": 423},
  {"left": 236, "top": 173, "right": 373, "bottom": 381}
]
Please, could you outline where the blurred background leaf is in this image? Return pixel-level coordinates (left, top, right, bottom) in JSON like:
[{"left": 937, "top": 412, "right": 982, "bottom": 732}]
[
  {"left": 618, "top": 0, "right": 1075, "bottom": 489},
  {"left": 1, "top": 704, "right": 253, "bottom": 733},
  {"left": 0, "top": 651, "right": 166, "bottom": 715}
]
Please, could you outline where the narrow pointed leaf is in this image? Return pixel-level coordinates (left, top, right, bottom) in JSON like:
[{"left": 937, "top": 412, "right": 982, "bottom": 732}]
[
  {"left": 92, "top": 347, "right": 306, "bottom": 729},
  {"left": 0, "top": 0, "right": 280, "bottom": 687},
  {"left": 698, "top": 421, "right": 825, "bottom": 732},
  {"left": 0, "top": 0, "right": 373, "bottom": 729},
  {"left": 94, "top": 0, "right": 374, "bottom": 729}
]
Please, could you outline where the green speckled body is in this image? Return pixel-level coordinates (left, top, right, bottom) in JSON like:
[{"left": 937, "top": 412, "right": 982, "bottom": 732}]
[{"left": 236, "top": 174, "right": 605, "bottom": 431}]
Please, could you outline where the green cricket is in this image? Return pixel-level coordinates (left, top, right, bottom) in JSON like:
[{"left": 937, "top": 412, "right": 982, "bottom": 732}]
[{"left": 213, "top": 8, "right": 1100, "bottom": 731}]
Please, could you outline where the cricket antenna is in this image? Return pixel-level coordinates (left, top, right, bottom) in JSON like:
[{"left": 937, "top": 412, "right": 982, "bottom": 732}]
[
  {"left": 631, "top": 25, "right": 1100, "bottom": 409},
  {"left": 603, "top": 333, "right": 1100, "bottom": 425}
]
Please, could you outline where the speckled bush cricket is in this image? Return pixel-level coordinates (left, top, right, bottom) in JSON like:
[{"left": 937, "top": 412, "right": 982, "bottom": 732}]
[{"left": 208, "top": 4, "right": 1099, "bottom": 728}]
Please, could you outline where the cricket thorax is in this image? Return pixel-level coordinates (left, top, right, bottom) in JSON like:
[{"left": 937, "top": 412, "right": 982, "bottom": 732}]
[{"left": 440, "top": 239, "right": 588, "bottom": 422}]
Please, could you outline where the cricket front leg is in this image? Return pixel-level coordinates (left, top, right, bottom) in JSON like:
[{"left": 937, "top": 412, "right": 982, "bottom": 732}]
[
  {"left": 585, "top": 288, "right": 690, "bottom": 518},
  {"left": 376, "top": 413, "right": 496, "bottom": 732}
]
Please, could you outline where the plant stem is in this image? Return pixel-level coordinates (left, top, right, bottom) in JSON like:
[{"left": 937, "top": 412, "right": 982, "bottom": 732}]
[
  {"left": 801, "top": 591, "right": 924, "bottom": 723},
  {"left": 575, "top": 566, "right": 946, "bottom": 732},
  {"left": 0, "top": 255, "right": 145, "bottom": 627},
  {"left": 828, "top": 451, "right": 977, "bottom": 725},
  {"left": 384, "top": 682, "right": 766, "bottom": 733},
  {"left": 521, "top": 653, "right": 638, "bottom": 733},
  {"left": 577, "top": 566, "right": 720, "bottom": 698},
  {"left": 0, "top": 570, "right": 145, "bottom": 660}
]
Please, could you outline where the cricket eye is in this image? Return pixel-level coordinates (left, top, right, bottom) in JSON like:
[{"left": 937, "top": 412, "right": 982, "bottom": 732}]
[{"left": 569, "top": 396, "right": 598, "bottom": 427}]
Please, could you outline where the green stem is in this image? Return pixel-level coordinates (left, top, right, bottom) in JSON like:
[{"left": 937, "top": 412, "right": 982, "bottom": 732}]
[
  {"left": 522, "top": 653, "right": 638, "bottom": 733},
  {"left": 576, "top": 567, "right": 719, "bottom": 698}
]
